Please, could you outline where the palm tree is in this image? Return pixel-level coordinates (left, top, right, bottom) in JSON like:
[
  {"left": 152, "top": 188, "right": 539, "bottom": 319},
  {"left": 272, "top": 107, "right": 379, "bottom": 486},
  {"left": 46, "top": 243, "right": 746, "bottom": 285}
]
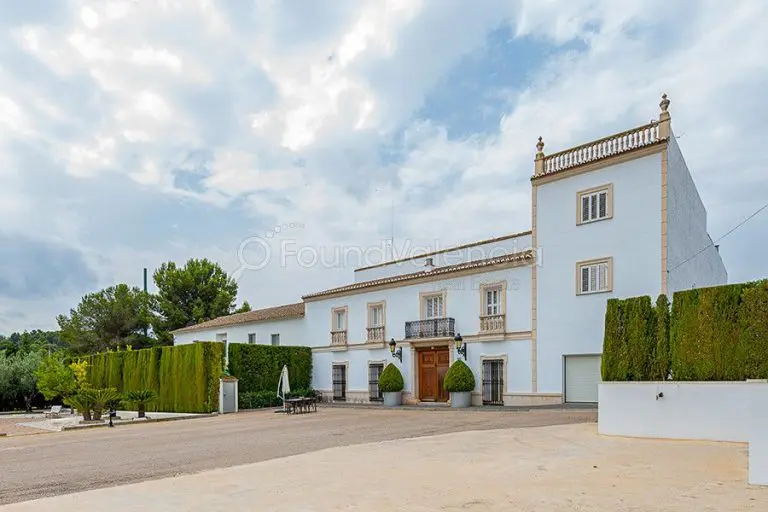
[
  {"left": 126, "top": 389, "right": 158, "bottom": 418},
  {"left": 90, "top": 388, "right": 123, "bottom": 420}
]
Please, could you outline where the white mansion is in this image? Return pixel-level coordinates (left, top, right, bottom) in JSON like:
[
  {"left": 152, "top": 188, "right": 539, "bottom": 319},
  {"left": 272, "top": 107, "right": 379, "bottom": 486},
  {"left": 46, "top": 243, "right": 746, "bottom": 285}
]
[{"left": 174, "top": 96, "right": 727, "bottom": 405}]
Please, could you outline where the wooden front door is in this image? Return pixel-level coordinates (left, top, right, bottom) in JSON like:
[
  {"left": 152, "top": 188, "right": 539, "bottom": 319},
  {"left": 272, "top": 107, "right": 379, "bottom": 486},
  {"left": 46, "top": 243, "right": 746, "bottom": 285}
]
[{"left": 418, "top": 347, "right": 450, "bottom": 402}]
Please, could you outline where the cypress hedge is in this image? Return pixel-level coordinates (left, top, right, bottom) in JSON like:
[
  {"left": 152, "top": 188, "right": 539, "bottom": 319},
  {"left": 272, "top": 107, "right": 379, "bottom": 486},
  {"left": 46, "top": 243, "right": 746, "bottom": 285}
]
[
  {"left": 228, "top": 344, "right": 312, "bottom": 394},
  {"left": 81, "top": 342, "right": 224, "bottom": 413},
  {"left": 602, "top": 296, "right": 659, "bottom": 381},
  {"left": 604, "top": 280, "right": 768, "bottom": 381}
]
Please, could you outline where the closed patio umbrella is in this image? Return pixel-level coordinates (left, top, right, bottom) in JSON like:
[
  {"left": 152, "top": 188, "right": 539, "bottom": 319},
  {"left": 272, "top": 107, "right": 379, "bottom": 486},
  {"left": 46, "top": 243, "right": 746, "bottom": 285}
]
[{"left": 277, "top": 365, "right": 290, "bottom": 412}]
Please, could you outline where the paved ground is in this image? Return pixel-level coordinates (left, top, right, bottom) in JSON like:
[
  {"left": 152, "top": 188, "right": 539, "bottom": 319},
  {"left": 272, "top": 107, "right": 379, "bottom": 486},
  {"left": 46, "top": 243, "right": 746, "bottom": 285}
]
[
  {"left": 4, "top": 422, "right": 765, "bottom": 511},
  {"left": 0, "top": 406, "right": 595, "bottom": 505},
  {"left": 0, "top": 416, "right": 49, "bottom": 436}
]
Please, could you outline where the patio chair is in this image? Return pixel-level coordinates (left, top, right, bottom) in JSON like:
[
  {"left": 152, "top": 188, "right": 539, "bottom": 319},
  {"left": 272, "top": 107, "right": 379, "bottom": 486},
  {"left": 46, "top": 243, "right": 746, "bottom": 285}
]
[{"left": 44, "top": 405, "right": 62, "bottom": 419}]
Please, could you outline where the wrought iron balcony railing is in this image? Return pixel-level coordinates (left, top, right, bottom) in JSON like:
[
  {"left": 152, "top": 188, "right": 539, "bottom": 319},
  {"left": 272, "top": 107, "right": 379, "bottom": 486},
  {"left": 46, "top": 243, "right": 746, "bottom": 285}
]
[{"left": 404, "top": 317, "right": 455, "bottom": 340}]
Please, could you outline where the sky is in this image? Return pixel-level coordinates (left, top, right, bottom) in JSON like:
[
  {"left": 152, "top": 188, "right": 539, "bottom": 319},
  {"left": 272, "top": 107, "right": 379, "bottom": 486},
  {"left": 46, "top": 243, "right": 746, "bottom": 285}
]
[{"left": 1, "top": 0, "right": 767, "bottom": 333}]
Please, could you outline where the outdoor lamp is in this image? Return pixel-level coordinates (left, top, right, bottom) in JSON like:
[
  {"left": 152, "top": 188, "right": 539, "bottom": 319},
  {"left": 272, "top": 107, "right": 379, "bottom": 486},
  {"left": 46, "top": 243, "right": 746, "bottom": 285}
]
[
  {"left": 454, "top": 333, "right": 466, "bottom": 360},
  {"left": 389, "top": 338, "right": 402, "bottom": 362}
]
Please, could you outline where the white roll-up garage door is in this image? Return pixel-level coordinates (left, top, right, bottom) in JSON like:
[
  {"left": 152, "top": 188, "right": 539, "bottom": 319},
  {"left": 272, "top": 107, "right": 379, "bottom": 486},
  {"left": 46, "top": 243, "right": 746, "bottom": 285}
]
[{"left": 564, "top": 355, "right": 602, "bottom": 403}]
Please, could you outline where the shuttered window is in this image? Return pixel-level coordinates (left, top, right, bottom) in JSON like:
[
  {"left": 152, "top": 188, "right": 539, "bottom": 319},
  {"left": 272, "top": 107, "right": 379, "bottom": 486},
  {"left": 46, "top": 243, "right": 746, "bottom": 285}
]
[
  {"left": 578, "top": 259, "right": 612, "bottom": 294},
  {"left": 332, "top": 365, "right": 347, "bottom": 401},
  {"left": 482, "top": 359, "right": 504, "bottom": 406},
  {"left": 368, "top": 363, "right": 384, "bottom": 402},
  {"left": 578, "top": 185, "right": 612, "bottom": 224}
]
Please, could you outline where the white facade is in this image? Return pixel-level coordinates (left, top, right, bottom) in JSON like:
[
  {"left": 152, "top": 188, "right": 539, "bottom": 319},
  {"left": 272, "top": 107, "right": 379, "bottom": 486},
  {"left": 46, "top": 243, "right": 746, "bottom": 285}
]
[
  {"left": 174, "top": 96, "right": 726, "bottom": 406},
  {"left": 666, "top": 133, "right": 728, "bottom": 292}
]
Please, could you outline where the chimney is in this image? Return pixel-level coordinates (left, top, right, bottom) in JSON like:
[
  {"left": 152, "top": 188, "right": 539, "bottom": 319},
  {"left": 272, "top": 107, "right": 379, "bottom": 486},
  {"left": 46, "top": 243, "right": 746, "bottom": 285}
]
[{"left": 424, "top": 257, "right": 435, "bottom": 270}]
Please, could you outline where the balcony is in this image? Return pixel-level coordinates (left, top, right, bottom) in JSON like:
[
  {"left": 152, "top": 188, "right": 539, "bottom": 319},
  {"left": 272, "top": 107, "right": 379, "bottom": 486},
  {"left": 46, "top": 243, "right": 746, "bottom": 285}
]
[
  {"left": 405, "top": 318, "right": 455, "bottom": 340},
  {"left": 366, "top": 326, "right": 385, "bottom": 343},
  {"left": 331, "top": 330, "right": 347, "bottom": 345},
  {"left": 480, "top": 314, "right": 506, "bottom": 334}
]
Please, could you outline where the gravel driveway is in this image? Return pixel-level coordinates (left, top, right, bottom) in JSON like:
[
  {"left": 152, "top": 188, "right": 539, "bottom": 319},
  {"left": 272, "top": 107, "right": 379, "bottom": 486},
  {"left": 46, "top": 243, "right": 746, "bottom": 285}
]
[{"left": 0, "top": 406, "right": 595, "bottom": 505}]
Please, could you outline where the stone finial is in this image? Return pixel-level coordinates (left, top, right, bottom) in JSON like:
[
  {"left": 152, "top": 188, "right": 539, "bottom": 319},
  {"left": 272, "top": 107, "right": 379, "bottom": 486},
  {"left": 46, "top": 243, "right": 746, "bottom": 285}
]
[
  {"left": 660, "top": 93, "right": 670, "bottom": 113},
  {"left": 535, "top": 136, "right": 545, "bottom": 155}
]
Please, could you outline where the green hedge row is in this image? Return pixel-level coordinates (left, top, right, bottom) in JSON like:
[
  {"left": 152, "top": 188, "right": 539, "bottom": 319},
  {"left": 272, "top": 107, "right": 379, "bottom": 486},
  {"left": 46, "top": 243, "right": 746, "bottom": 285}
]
[
  {"left": 228, "top": 344, "right": 312, "bottom": 394},
  {"left": 81, "top": 342, "right": 224, "bottom": 413},
  {"left": 670, "top": 281, "right": 768, "bottom": 380},
  {"left": 602, "top": 295, "right": 670, "bottom": 381},
  {"left": 603, "top": 280, "right": 768, "bottom": 381},
  {"left": 239, "top": 388, "right": 313, "bottom": 409}
]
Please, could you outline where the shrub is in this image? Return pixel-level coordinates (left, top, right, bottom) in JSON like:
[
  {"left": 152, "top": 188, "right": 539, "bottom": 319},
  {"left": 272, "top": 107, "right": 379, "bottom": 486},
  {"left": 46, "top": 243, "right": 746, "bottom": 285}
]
[
  {"left": 239, "top": 391, "right": 282, "bottom": 409},
  {"left": 443, "top": 360, "right": 475, "bottom": 392},
  {"left": 650, "top": 294, "right": 671, "bottom": 380},
  {"left": 739, "top": 281, "right": 768, "bottom": 379},
  {"left": 602, "top": 296, "right": 656, "bottom": 381},
  {"left": 90, "top": 388, "right": 123, "bottom": 420},
  {"left": 126, "top": 389, "right": 158, "bottom": 418},
  {"left": 228, "top": 345, "right": 312, "bottom": 394},
  {"left": 378, "top": 364, "right": 404, "bottom": 393},
  {"left": 36, "top": 356, "right": 77, "bottom": 401}
]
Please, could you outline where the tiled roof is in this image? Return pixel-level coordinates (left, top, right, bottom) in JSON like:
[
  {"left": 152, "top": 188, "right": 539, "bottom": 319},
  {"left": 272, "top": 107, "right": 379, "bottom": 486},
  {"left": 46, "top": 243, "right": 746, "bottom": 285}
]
[
  {"left": 171, "top": 302, "right": 305, "bottom": 334},
  {"left": 354, "top": 230, "right": 532, "bottom": 272},
  {"left": 303, "top": 250, "right": 534, "bottom": 300}
]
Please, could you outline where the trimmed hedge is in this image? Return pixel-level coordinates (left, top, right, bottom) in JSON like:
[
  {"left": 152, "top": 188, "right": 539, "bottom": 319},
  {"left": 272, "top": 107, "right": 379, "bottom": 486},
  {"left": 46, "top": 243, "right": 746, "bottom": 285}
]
[
  {"left": 239, "top": 388, "right": 314, "bottom": 409},
  {"left": 80, "top": 343, "right": 224, "bottom": 413},
  {"left": 604, "top": 281, "right": 768, "bottom": 381},
  {"left": 378, "top": 364, "right": 404, "bottom": 392},
  {"left": 228, "top": 344, "right": 312, "bottom": 394},
  {"left": 670, "top": 281, "right": 768, "bottom": 381},
  {"left": 602, "top": 295, "right": 663, "bottom": 381},
  {"left": 443, "top": 360, "right": 475, "bottom": 392}
]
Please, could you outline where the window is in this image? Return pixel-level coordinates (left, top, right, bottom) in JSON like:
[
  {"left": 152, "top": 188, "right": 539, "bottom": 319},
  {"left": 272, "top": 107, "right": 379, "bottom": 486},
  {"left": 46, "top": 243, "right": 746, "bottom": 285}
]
[
  {"left": 484, "top": 287, "right": 501, "bottom": 316},
  {"left": 369, "top": 304, "right": 384, "bottom": 327},
  {"left": 215, "top": 333, "right": 227, "bottom": 343},
  {"left": 270, "top": 334, "right": 280, "bottom": 346},
  {"left": 332, "top": 364, "right": 347, "bottom": 401},
  {"left": 577, "top": 258, "right": 613, "bottom": 294},
  {"left": 423, "top": 293, "right": 444, "bottom": 319},
  {"left": 577, "top": 184, "right": 613, "bottom": 224},
  {"left": 332, "top": 307, "right": 347, "bottom": 332},
  {"left": 368, "top": 363, "right": 384, "bottom": 402},
  {"left": 482, "top": 359, "right": 504, "bottom": 406},
  {"left": 248, "top": 333, "right": 256, "bottom": 344}
]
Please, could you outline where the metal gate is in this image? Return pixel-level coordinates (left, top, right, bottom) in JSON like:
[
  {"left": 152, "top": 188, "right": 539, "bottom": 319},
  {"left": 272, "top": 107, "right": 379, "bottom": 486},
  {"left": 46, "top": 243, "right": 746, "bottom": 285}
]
[
  {"left": 332, "top": 364, "right": 346, "bottom": 401},
  {"left": 482, "top": 359, "right": 504, "bottom": 406},
  {"left": 222, "top": 381, "right": 237, "bottom": 413}
]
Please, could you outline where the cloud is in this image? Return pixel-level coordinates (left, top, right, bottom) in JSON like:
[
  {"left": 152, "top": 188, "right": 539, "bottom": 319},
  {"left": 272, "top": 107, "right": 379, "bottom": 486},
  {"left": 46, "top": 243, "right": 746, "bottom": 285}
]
[{"left": 0, "top": 0, "right": 766, "bottom": 333}]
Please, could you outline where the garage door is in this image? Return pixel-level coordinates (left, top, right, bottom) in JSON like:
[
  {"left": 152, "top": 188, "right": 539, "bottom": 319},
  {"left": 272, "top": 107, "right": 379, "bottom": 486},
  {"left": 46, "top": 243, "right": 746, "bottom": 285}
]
[{"left": 564, "top": 355, "right": 602, "bottom": 403}]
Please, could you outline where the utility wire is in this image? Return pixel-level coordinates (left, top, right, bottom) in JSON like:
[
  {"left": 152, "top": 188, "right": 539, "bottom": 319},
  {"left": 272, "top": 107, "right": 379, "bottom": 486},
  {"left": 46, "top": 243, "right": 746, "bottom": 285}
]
[{"left": 667, "top": 200, "right": 768, "bottom": 273}]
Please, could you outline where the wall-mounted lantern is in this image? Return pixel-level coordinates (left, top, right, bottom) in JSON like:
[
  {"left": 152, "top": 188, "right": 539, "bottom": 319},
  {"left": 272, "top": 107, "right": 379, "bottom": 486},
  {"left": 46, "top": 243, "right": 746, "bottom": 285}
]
[
  {"left": 454, "top": 333, "right": 466, "bottom": 360},
  {"left": 389, "top": 338, "right": 402, "bottom": 362}
]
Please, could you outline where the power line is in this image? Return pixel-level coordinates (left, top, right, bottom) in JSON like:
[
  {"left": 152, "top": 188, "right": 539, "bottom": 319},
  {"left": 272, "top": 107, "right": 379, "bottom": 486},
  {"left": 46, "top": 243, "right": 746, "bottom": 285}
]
[{"left": 667, "top": 200, "right": 768, "bottom": 273}]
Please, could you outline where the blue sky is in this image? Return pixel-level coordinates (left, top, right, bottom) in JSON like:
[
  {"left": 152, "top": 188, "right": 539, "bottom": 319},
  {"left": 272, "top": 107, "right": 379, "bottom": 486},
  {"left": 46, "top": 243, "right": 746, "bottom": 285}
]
[{"left": 1, "top": 0, "right": 766, "bottom": 332}]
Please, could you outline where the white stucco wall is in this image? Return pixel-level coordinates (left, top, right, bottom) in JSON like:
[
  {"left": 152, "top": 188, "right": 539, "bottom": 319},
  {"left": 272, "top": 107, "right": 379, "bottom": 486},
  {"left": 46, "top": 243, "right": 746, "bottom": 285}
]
[
  {"left": 750, "top": 384, "right": 768, "bottom": 485},
  {"left": 598, "top": 382, "right": 760, "bottom": 442},
  {"left": 173, "top": 317, "right": 306, "bottom": 347},
  {"left": 666, "top": 134, "right": 727, "bottom": 293},
  {"left": 304, "top": 265, "right": 533, "bottom": 348},
  {"left": 353, "top": 234, "right": 532, "bottom": 282},
  {"left": 535, "top": 153, "right": 663, "bottom": 394}
]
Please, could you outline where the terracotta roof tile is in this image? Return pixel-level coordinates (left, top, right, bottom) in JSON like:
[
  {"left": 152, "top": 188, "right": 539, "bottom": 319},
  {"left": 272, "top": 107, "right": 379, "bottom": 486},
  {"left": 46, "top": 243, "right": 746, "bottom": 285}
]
[
  {"left": 171, "top": 302, "right": 305, "bottom": 334},
  {"left": 303, "top": 250, "right": 534, "bottom": 300}
]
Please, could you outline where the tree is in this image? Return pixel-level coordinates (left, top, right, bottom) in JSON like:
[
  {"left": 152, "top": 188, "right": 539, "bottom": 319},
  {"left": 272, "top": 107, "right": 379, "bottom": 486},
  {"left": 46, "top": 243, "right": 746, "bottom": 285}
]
[
  {"left": 153, "top": 258, "right": 239, "bottom": 341},
  {"left": 36, "top": 355, "right": 77, "bottom": 401},
  {"left": 0, "top": 351, "right": 42, "bottom": 411},
  {"left": 234, "top": 300, "right": 252, "bottom": 313},
  {"left": 57, "top": 284, "right": 155, "bottom": 355},
  {"left": 0, "top": 330, "right": 62, "bottom": 356}
]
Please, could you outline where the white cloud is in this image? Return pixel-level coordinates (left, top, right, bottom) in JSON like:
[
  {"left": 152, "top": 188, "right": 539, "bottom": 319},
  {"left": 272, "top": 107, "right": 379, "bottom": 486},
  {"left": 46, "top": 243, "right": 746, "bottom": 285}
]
[{"left": 0, "top": 0, "right": 766, "bottom": 332}]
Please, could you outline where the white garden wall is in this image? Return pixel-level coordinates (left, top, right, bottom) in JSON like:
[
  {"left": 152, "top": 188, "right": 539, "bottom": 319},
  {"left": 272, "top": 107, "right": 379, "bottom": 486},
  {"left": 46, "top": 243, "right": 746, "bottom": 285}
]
[{"left": 599, "top": 381, "right": 768, "bottom": 486}]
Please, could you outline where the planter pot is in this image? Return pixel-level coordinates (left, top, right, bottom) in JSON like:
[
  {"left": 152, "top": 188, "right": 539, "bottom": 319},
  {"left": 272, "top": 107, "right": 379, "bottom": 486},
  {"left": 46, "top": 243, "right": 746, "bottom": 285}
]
[
  {"left": 383, "top": 392, "right": 402, "bottom": 407},
  {"left": 450, "top": 391, "right": 471, "bottom": 408}
]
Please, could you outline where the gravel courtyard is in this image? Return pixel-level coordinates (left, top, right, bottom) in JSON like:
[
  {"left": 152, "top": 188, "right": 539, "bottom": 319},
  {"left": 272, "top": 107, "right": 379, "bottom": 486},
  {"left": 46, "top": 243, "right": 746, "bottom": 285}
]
[
  {"left": 4, "top": 419, "right": 765, "bottom": 511},
  {"left": 0, "top": 406, "right": 594, "bottom": 505}
]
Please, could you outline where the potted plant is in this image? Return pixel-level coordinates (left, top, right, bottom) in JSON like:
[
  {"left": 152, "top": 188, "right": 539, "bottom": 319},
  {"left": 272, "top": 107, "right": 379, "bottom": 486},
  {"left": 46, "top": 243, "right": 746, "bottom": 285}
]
[
  {"left": 443, "top": 360, "right": 475, "bottom": 408},
  {"left": 378, "top": 364, "right": 404, "bottom": 406},
  {"left": 126, "top": 389, "right": 158, "bottom": 418}
]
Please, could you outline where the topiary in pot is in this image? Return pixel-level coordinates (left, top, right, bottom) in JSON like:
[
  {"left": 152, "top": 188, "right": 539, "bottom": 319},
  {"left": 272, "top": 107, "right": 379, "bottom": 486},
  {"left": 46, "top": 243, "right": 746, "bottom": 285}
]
[
  {"left": 443, "top": 360, "right": 475, "bottom": 408},
  {"left": 378, "top": 364, "right": 404, "bottom": 406}
]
